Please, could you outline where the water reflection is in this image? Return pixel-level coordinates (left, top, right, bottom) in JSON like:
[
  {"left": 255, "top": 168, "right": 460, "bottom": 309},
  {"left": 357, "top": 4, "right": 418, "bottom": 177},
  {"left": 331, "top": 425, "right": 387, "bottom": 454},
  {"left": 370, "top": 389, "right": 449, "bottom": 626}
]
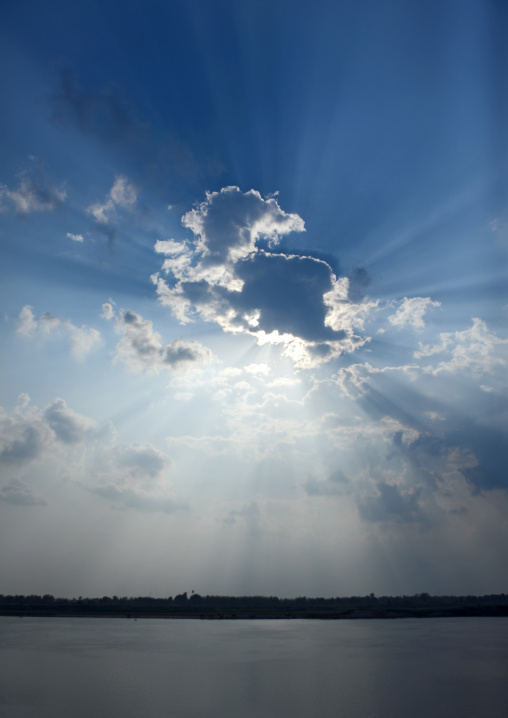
[{"left": 1, "top": 617, "right": 507, "bottom": 717}]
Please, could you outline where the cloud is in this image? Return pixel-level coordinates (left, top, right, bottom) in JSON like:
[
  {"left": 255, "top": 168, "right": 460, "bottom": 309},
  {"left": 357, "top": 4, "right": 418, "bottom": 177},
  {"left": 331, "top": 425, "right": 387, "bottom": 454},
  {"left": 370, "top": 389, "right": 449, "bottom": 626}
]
[
  {"left": 0, "top": 396, "right": 93, "bottom": 466},
  {"left": 331, "top": 348, "right": 508, "bottom": 498},
  {"left": 88, "top": 442, "right": 186, "bottom": 513},
  {"left": 17, "top": 306, "right": 101, "bottom": 359},
  {"left": 0, "top": 479, "right": 49, "bottom": 507},
  {"left": 100, "top": 302, "right": 115, "bottom": 320},
  {"left": 181, "top": 186, "right": 305, "bottom": 265},
  {"left": 224, "top": 501, "right": 262, "bottom": 534},
  {"left": 415, "top": 318, "right": 508, "bottom": 374},
  {"left": 0, "top": 396, "right": 184, "bottom": 513},
  {"left": 87, "top": 175, "right": 137, "bottom": 226},
  {"left": 0, "top": 158, "right": 66, "bottom": 214},
  {"left": 334, "top": 316, "right": 507, "bottom": 402},
  {"left": 387, "top": 297, "right": 441, "bottom": 329},
  {"left": 152, "top": 187, "right": 378, "bottom": 368},
  {"left": 0, "top": 411, "right": 51, "bottom": 465},
  {"left": 44, "top": 398, "right": 95, "bottom": 444},
  {"left": 446, "top": 423, "right": 508, "bottom": 492},
  {"left": 110, "top": 308, "right": 214, "bottom": 373},
  {"left": 17, "top": 305, "right": 37, "bottom": 335},
  {"left": 66, "top": 232, "right": 84, "bottom": 242},
  {"left": 89, "top": 482, "right": 185, "bottom": 513},
  {"left": 48, "top": 71, "right": 136, "bottom": 144},
  {"left": 304, "top": 469, "right": 349, "bottom": 496},
  {"left": 334, "top": 361, "right": 419, "bottom": 400},
  {"left": 357, "top": 482, "right": 425, "bottom": 524}
]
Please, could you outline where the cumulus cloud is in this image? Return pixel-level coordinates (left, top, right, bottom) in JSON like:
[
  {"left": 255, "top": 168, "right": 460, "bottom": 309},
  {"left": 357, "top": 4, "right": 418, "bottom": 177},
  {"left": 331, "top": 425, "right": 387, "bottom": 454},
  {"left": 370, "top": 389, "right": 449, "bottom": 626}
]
[
  {"left": 110, "top": 308, "right": 213, "bottom": 373},
  {"left": 44, "top": 398, "right": 96, "bottom": 444},
  {"left": 0, "top": 158, "right": 66, "bottom": 214},
  {"left": 0, "top": 396, "right": 94, "bottom": 466},
  {"left": 17, "top": 306, "right": 101, "bottom": 359},
  {"left": 387, "top": 297, "right": 441, "bottom": 329},
  {"left": 0, "top": 410, "right": 51, "bottom": 465},
  {"left": 0, "top": 396, "right": 184, "bottom": 513},
  {"left": 152, "top": 187, "right": 378, "bottom": 368},
  {"left": 0, "top": 479, "right": 49, "bottom": 506},
  {"left": 415, "top": 318, "right": 508, "bottom": 374},
  {"left": 87, "top": 175, "right": 137, "bottom": 225}
]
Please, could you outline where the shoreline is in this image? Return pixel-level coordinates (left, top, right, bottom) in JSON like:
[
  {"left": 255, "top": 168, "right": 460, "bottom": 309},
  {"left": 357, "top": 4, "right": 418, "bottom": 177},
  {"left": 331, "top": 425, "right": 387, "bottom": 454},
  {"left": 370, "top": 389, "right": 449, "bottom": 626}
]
[{"left": 2, "top": 607, "right": 508, "bottom": 620}]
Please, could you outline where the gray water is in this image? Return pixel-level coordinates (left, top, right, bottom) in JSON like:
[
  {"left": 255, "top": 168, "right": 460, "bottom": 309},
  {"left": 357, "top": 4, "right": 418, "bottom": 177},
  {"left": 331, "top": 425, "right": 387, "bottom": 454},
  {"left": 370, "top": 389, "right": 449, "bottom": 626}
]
[{"left": 1, "top": 617, "right": 507, "bottom": 717}]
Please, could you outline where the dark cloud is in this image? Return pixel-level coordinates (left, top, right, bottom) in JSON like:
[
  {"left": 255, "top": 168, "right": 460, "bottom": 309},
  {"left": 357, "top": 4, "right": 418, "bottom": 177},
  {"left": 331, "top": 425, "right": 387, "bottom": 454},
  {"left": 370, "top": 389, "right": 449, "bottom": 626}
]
[
  {"left": 448, "top": 423, "right": 508, "bottom": 492},
  {"left": 232, "top": 252, "right": 340, "bottom": 342},
  {"left": 359, "top": 381, "right": 508, "bottom": 494},
  {"left": 154, "top": 187, "right": 376, "bottom": 367},
  {"left": 264, "top": 246, "right": 342, "bottom": 278},
  {"left": 48, "top": 71, "right": 136, "bottom": 144},
  {"left": 357, "top": 482, "right": 426, "bottom": 524},
  {"left": 182, "top": 186, "right": 305, "bottom": 266},
  {"left": 347, "top": 267, "right": 371, "bottom": 302}
]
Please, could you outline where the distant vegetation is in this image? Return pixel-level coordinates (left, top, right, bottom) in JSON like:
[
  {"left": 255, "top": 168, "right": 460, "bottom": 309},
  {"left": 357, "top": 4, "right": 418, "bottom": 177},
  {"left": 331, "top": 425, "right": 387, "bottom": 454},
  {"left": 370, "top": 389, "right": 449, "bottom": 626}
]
[{"left": 1, "top": 592, "right": 508, "bottom": 619}]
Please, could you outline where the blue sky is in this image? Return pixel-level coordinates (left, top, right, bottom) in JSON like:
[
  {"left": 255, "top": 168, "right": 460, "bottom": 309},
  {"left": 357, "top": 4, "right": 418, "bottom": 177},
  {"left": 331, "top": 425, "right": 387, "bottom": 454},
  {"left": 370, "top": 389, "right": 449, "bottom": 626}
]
[{"left": 1, "top": 0, "right": 507, "bottom": 598}]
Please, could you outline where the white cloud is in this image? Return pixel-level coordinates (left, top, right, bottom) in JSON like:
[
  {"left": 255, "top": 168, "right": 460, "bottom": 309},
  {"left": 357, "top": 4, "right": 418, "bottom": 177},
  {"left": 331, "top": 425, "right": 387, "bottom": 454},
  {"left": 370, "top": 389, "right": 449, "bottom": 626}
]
[
  {"left": 101, "top": 302, "right": 115, "bottom": 320},
  {"left": 334, "top": 361, "right": 420, "bottom": 399},
  {"left": 70, "top": 326, "right": 101, "bottom": 358},
  {"left": 424, "top": 411, "right": 445, "bottom": 421},
  {"left": 113, "top": 309, "right": 214, "bottom": 372},
  {"left": 66, "top": 232, "right": 84, "bottom": 242},
  {"left": 415, "top": 318, "right": 508, "bottom": 375},
  {"left": 244, "top": 363, "right": 270, "bottom": 376},
  {"left": 387, "top": 297, "right": 441, "bottom": 329},
  {"left": 109, "top": 176, "right": 136, "bottom": 208},
  {"left": 87, "top": 175, "right": 137, "bottom": 224},
  {"left": 181, "top": 186, "right": 305, "bottom": 264},
  {"left": 17, "top": 306, "right": 101, "bottom": 359},
  {"left": 154, "top": 239, "right": 187, "bottom": 255},
  {"left": 152, "top": 187, "right": 378, "bottom": 368},
  {"left": 0, "top": 158, "right": 66, "bottom": 214},
  {"left": 0, "top": 397, "right": 183, "bottom": 513},
  {"left": 44, "top": 398, "right": 96, "bottom": 444},
  {"left": 17, "top": 305, "right": 37, "bottom": 335}
]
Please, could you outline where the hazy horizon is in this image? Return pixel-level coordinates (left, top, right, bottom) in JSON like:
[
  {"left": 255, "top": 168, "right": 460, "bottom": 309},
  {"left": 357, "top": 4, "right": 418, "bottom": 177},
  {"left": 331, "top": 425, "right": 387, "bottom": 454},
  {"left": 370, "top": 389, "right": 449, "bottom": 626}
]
[{"left": 1, "top": 0, "right": 507, "bottom": 599}]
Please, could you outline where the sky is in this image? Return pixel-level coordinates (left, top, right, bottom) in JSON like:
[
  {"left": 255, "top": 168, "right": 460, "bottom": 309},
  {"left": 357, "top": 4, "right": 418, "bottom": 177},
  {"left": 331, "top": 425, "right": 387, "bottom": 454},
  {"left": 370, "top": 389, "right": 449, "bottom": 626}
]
[{"left": 1, "top": 0, "right": 507, "bottom": 599}]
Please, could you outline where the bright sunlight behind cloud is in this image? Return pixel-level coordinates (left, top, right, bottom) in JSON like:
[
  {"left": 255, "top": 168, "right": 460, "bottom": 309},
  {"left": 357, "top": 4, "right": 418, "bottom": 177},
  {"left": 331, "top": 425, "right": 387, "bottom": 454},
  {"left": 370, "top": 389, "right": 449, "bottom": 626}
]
[{"left": 1, "top": 0, "right": 507, "bottom": 599}]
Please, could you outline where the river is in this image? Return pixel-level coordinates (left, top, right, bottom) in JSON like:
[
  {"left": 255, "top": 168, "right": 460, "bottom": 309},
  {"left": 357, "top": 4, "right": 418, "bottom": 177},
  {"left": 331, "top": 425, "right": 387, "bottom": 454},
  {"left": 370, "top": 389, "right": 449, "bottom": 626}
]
[{"left": 1, "top": 616, "right": 507, "bottom": 717}]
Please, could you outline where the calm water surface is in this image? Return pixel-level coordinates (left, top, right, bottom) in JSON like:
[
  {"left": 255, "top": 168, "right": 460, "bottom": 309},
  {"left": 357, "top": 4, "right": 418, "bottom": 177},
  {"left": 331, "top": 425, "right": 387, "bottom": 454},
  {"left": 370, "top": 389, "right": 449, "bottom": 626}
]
[{"left": 1, "top": 617, "right": 507, "bottom": 717}]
